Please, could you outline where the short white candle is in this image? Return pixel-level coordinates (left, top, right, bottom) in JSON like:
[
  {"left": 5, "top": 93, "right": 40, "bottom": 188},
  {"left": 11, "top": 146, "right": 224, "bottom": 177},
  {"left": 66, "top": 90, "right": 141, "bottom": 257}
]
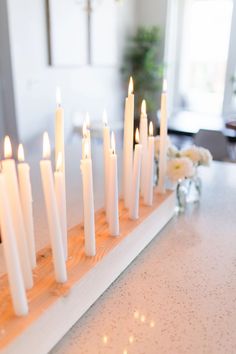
[
  {"left": 108, "top": 132, "right": 119, "bottom": 236},
  {"left": 122, "top": 77, "right": 134, "bottom": 209},
  {"left": 102, "top": 110, "right": 110, "bottom": 220},
  {"left": 139, "top": 99, "right": 148, "bottom": 197},
  {"left": 17, "top": 144, "right": 36, "bottom": 269},
  {"left": 129, "top": 129, "right": 142, "bottom": 219},
  {"left": 0, "top": 173, "right": 28, "bottom": 316},
  {"left": 2, "top": 136, "right": 33, "bottom": 290},
  {"left": 80, "top": 141, "right": 96, "bottom": 256},
  {"left": 157, "top": 79, "right": 168, "bottom": 194},
  {"left": 144, "top": 122, "right": 155, "bottom": 206},
  {"left": 54, "top": 152, "right": 68, "bottom": 260},
  {"left": 40, "top": 132, "right": 67, "bottom": 283}
]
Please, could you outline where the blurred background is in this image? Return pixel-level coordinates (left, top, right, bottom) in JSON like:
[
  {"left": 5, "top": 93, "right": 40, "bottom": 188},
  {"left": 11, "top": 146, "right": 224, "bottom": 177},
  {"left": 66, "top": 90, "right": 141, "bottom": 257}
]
[{"left": 0, "top": 0, "right": 236, "bottom": 160}]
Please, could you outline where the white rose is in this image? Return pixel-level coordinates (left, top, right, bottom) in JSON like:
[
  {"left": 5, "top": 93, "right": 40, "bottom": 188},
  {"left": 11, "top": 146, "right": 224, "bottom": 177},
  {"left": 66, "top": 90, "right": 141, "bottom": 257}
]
[
  {"left": 198, "top": 147, "right": 212, "bottom": 166},
  {"left": 181, "top": 146, "right": 201, "bottom": 164},
  {"left": 167, "top": 157, "right": 194, "bottom": 182}
]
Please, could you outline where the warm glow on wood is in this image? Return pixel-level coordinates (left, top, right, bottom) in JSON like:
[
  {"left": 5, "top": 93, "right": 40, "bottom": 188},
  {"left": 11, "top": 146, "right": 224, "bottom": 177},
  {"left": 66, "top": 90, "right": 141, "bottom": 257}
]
[
  {"left": 56, "top": 152, "right": 62, "bottom": 172},
  {"left": 56, "top": 86, "right": 61, "bottom": 106},
  {"left": 102, "top": 109, "right": 108, "bottom": 126},
  {"left": 135, "top": 128, "right": 140, "bottom": 144},
  {"left": 128, "top": 76, "right": 134, "bottom": 95},
  {"left": 111, "top": 131, "right": 116, "bottom": 154},
  {"left": 141, "top": 99, "right": 146, "bottom": 115},
  {"left": 43, "top": 132, "right": 51, "bottom": 159},
  {"left": 163, "top": 79, "right": 167, "bottom": 92},
  {"left": 149, "top": 122, "right": 153, "bottom": 136},
  {"left": 18, "top": 144, "right": 25, "bottom": 162},
  {"left": 4, "top": 136, "right": 12, "bottom": 159}
]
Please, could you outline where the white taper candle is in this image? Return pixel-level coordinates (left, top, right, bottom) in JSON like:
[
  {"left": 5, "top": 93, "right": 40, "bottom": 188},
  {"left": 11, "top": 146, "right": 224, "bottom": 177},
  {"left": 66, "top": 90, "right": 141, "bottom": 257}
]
[
  {"left": 157, "top": 79, "right": 168, "bottom": 194},
  {"left": 40, "top": 132, "right": 67, "bottom": 283},
  {"left": 144, "top": 122, "right": 155, "bottom": 206},
  {"left": 55, "top": 87, "right": 68, "bottom": 246},
  {"left": 129, "top": 129, "right": 142, "bottom": 219},
  {"left": 102, "top": 110, "right": 110, "bottom": 221},
  {"left": 108, "top": 132, "right": 119, "bottom": 236},
  {"left": 139, "top": 99, "right": 148, "bottom": 197},
  {"left": 122, "top": 77, "right": 134, "bottom": 209},
  {"left": 2, "top": 136, "right": 33, "bottom": 290},
  {"left": 17, "top": 144, "right": 36, "bottom": 269},
  {"left": 80, "top": 141, "right": 96, "bottom": 256},
  {"left": 54, "top": 152, "right": 67, "bottom": 260},
  {"left": 55, "top": 87, "right": 65, "bottom": 172},
  {"left": 0, "top": 173, "right": 28, "bottom": 316}
]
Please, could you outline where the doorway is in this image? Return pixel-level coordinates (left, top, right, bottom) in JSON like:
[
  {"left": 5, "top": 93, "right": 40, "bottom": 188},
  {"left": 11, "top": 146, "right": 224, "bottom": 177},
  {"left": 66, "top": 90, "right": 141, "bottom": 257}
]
[
  {"left": 166, "top": 0, "right": 234, "bottom": 118},
  {"left": 179, "top": 0, "right": 233, "bottom": 115}
]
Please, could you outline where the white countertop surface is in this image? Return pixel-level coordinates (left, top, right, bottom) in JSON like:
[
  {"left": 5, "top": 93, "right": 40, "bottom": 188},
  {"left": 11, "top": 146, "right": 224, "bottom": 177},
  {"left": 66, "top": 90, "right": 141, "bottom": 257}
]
[
  {"left": 49, "top": 140, "right": 236, "bottom": 353},
  {"left": 1, "top": 134, "right": 236, "bottom": 354}
]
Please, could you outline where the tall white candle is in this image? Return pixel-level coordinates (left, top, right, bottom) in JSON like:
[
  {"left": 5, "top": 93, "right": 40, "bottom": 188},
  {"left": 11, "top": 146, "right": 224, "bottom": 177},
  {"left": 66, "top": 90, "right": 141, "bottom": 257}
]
[
  {"left": 80, "top": 141, "right": 96, "bottom": 256},
  {"left": 82, "top": 120, "right": 91, "bottom": 159},
  {"left": 54, "top": 152, "right": 67, "bottom": 260},
  {"left": 0, "top": 173, "right": 28, "bottom": 316},
  {"left": 122, "top": 77, "right": 134, "bottom": 209},
  {"left": 102, "top": 110, "right": 110, "bottom": 220},
  {"left": 55, "top": 87, "right": 65, "bottom": 171},
  {"left": 157, "top": 79, "right": 168, "bottom": 194},
  {"left": 85, "top": 112, "right": 91, "bottom": 156},
  {"left": 17, "top": 144, "right": 36, "bottom": 269},
  {"left": 2, "top": 136, "right": 33, "bottom": 290},
  {"left": 40, "top": 132, "right": 67, "bottom": 283},
  {"left": 139, "top": 99, "right": 148, "bottom": 197},
  {"left": 129, "top": 129, "right": 142, "bottom": 220},
  {"left": 55, "top": 87, "right": 68, "bottom": 247},
  {"left": 108, "top": 132, "right": 119, "bottom": 236},
  {"left": 144, "top": 122, "right": 155, "bottom": 206}
]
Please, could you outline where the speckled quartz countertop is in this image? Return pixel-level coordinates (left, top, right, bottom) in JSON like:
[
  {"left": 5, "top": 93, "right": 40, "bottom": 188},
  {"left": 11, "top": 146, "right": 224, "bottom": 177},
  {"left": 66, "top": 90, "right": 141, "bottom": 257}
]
[
  {"left": 1, "top": 136, "right": 236, "bottom": 354},
  {"left": 49, "top": 141, "right": 235, "bottom": 354}
]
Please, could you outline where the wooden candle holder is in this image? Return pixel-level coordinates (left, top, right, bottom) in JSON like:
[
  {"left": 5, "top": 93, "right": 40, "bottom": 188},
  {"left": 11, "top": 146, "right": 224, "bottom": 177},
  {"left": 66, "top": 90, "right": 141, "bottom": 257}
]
[{"left": 0, "top": 190, "right": 175, "bottom": 354}]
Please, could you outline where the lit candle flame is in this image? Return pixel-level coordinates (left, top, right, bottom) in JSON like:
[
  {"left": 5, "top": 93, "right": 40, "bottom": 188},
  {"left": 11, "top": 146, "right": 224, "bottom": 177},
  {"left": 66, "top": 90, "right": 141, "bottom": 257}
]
[
  {"left": 18, "top": 144, "right": 25, "bottom": 162},
  {"left": 84, "top": 140, "right": 89, "bottom": 159},
  {"left": 135, "top": 128, "right": 140, "bottom": 144},
  {"left": 56, "top": 86, "right": 61, "bottom": 106},
  {"left": 128, "top": 76, "right": 134, "bottom": 95},
  {"left": 102, "top": 109, "right": 108, "bottom": 126},
  {"left": 149, "top": 121, "right": 153, "bottom": 136},
  {"left": 43, "top": 132, "right": 51, "bottom": 159},
  {"left": 83, "top": 120, "right": 87, "bottom": 137},
  {"left": 4, "top": 136, "right": 12, "bottom": 159},
  {"left": 163, "top": 79, "right": 167, "bottom": 92},
  {"left": 85, "top": 112, "right": 90, "bottom": 128},
  {"left": 56, "top": 152, "right": 62, "bottom": 172},
  {"left": 141, "top": 99, "right": 146, "bottom": 115},
  {"left": 111, "top": 131, "right": 116, "bottom": 154}
]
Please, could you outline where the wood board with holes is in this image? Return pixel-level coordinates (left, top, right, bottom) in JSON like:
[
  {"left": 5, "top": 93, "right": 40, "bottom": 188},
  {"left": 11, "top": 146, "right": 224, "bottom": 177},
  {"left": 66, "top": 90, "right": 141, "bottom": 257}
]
[{"left": 0, "top": 190, "right": 175, "bottom": 354}]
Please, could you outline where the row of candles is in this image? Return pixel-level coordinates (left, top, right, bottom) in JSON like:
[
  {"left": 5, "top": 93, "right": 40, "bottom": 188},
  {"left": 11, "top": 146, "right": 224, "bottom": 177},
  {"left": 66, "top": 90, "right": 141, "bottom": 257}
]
[{"left": 0, "top": 78, "right": 168, "bottom": 317}]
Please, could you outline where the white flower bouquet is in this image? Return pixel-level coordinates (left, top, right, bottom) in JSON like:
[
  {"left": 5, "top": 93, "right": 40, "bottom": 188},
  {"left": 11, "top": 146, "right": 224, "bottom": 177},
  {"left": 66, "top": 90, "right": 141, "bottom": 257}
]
[{"left": 155, "top": 136, "right": 212, "bottom": 210}]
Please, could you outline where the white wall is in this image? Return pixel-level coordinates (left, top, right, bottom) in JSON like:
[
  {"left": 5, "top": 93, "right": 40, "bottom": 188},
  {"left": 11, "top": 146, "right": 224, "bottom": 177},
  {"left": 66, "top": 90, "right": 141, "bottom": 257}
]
[
  {"left": 6, "top": 0, "right": 137, "bottom": 143},
  {"left": 0, "top": 0, "right": 18, "bottom": 145}
]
